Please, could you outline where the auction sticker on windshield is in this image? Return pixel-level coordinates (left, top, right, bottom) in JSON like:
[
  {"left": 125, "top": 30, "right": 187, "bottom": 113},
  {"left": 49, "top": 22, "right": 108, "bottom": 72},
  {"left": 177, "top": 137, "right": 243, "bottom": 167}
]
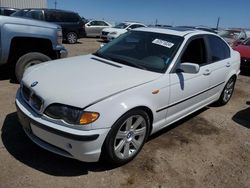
[{"left": 152, "top": 39, "right": 174, "bottom": 48}]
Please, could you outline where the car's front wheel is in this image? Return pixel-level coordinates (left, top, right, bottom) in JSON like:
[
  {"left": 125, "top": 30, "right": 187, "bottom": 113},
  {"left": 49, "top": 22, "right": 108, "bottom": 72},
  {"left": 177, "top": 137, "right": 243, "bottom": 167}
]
[
  {"left": 104, "top": 109, "right": 150, "bottom": 165},
  {"left": 216, "top": 76, "right": 236, "bottom": 106}
]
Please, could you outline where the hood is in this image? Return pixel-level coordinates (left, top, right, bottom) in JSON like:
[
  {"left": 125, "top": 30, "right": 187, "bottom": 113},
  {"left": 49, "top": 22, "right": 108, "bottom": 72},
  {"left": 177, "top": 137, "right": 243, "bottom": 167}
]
[
  {"left": 234, "top": 45, "right": 250, "bottom": 58},
  {"left": 22, "top": 54, "right": 162, "bottom": 109}
]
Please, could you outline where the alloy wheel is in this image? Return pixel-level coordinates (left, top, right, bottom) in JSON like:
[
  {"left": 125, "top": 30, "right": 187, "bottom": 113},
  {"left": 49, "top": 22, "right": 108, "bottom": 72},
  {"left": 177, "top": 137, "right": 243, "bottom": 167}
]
[
  {"left": 114, "top": 115, "right": 147, "bottom": 160},
  {"left": 223, "top": 78, "right": 235, "bottom": 102}
]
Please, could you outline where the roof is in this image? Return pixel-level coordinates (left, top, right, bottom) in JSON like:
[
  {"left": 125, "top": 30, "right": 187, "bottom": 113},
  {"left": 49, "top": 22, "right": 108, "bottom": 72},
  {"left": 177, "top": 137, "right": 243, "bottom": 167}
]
[
  {"left": 123, "top": 21, "right": 144, "bottom": 25},
  {"left": 135, "top": 27, "right": 209, "bottom": 37},
  {"left": 19, "top": 8, "right": 78, "bottom": 14}
]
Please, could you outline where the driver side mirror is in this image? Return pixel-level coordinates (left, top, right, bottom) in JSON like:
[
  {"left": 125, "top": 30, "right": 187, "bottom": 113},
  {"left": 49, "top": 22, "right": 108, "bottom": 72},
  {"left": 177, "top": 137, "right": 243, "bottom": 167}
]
[
  {"left": 86, "top": 23, "right": 91, "bottom": 26},
  {"left": 178, "top": 63, "right": 200, "bottom": 74}
]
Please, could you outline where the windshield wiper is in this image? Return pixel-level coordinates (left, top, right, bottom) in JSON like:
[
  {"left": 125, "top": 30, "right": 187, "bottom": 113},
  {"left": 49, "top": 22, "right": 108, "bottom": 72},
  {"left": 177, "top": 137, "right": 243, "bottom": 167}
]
[{"left": 93, "top": 52, "right": 113, "bottom": 61}]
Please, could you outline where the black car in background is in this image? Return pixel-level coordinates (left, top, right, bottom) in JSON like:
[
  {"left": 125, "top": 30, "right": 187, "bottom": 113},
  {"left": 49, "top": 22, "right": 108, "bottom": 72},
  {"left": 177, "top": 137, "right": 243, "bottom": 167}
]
[
  {"left": 0, "top": 7, "right": 19, "bottom": 16},
  {"left": 12, "top": 9, "right": 85, "bottom": 44}
]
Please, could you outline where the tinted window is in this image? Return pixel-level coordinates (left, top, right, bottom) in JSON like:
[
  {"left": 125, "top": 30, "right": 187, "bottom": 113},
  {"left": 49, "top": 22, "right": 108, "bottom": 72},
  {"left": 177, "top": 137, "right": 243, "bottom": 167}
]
[
  {"left": 114, "top": 23, "right": 129, "bottom": 29},
  {"left": 11, "top": 9, "right": 26, "bottom": 17},
  {"left": 98, "top": 21, "right": 109, "bottom": 26},
  {"left": 25, "top": 10, "right": 43, "bottom": 20},
  {"left": 3, "top": 9, "right": 17, "bottom": 16},
  {"left": 207, "top": 35, "right": 230, "bottom": 62},
  {"left": 45, "top": 11, "right": 80, "bottom": 22},
  {"left": 89, "top": 21, "right": 98, "bottom": 26},
  {"left": 181, "top": 38, "right": 207, "bottom": 65},
  {"left": 95, "top": 31, "right": 184, "bottom": 73},
  {"left": 129, "top": 24, "right": 145, "bottom": 29},
  {"left": 63, "top": 12, "right": 80, "bottom": 22}
]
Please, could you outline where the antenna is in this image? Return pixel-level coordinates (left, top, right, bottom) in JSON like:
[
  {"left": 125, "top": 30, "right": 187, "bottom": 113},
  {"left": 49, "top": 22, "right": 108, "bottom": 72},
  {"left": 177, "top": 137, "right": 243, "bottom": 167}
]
[
  {"left": 216, "top": 17, "right": 220, "bottom": 30},
  {"left": 54, "top": 0, "right": 57, "bottom": 9}
]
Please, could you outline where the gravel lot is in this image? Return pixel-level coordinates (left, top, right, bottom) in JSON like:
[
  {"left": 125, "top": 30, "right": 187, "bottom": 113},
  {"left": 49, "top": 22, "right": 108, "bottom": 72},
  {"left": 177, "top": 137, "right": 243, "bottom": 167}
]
[{"left": 0, "top": 38, "right": 249, "bottom": 188}]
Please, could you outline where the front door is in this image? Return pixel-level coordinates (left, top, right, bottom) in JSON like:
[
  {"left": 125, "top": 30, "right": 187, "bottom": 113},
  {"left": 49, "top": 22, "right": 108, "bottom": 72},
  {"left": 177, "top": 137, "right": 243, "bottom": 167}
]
[{"left": 167, "top": 37, "right": 211, "bottom": 123}]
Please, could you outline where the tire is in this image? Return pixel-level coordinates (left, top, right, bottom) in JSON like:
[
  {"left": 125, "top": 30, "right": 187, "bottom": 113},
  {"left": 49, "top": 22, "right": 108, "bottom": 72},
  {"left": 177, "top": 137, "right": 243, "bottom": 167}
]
[
  {"left": 216, "top": 76, "right": 236, "bottom": 106},
  {"left": 103, "top": 109, "right": 150, "bottom": 165},
  {"left": 15, "top": 52, "right": 51, "bottom": 83},
  {"left": 66, "top": 32, "right": 78, "bottom": 44}
]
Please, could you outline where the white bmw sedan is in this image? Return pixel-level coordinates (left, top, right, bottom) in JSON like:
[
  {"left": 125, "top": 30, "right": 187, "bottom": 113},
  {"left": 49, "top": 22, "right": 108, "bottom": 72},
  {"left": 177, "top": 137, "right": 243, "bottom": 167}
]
[{"left": 16, "top": 27, "right": 240, "bottom": 165}]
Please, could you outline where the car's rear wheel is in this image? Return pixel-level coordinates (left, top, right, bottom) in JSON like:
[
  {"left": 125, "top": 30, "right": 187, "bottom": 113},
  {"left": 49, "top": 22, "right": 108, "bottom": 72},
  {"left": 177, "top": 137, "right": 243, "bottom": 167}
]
[
  {"left": 104, "top": 109, "right": 150, "bottom": 165},
  {"left": 67, "top": 32, "right": 78, "bottom": 44},
  {"left": 216, "top": 76, "right": 236, "bottom": 106},
  {"left": 15, "top": 52, "right": 51, "bottom": 83}
]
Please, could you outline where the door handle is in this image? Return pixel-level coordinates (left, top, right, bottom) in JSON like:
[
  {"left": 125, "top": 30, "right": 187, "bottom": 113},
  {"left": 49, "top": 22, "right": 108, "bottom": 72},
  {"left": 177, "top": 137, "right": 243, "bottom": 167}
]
[
  {"left": 226, "top": 62, "right": 231, "bottom": 67},
  {"left": 203, "top": 69, "right": 211, "bottom": 76}
]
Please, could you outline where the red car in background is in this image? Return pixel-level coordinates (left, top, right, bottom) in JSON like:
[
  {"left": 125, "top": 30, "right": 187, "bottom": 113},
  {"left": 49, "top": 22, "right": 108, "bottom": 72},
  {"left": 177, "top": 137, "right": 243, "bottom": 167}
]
[{"left": 233, "top": 38, "right": 250, "bottom": 72}]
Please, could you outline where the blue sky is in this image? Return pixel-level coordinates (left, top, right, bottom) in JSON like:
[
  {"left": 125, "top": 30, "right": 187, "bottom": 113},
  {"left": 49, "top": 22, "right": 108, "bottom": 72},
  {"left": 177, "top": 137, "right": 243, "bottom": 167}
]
[{"left": 47, "top": 0, "right": 250, "bottom": 28}]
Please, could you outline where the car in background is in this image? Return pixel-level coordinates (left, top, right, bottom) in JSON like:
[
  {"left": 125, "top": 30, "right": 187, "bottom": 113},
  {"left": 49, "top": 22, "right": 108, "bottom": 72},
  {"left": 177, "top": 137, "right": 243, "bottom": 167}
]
[
  {"left": 219, "top": 29, "right": 247, "bottom": 47},
  {"left": 12, "top": 9, "right": 85, "bottom": 44},
  {"left": 16, "top": 27, "right": 240, "bottom": 165},
  {"left": 233, "top": 38, "right": 250, "bottom": 72},
  {"left": 101, "top": 22, "right": 146, "bottom": 41},
  {"left": 85, "top": 20, "right": 111, "bottom": 37},
  {"left": 0, "top": 7, "right": 19, "bottom": 16},
  {"left": 0, "top": 15, "right": 67, "bottom": 82}
]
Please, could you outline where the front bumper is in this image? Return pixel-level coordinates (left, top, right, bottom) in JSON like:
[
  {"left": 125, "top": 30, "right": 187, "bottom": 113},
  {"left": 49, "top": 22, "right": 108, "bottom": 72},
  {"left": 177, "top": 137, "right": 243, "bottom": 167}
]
[{"left": 15, "top": 89, "right": 110, "bottom": 162}]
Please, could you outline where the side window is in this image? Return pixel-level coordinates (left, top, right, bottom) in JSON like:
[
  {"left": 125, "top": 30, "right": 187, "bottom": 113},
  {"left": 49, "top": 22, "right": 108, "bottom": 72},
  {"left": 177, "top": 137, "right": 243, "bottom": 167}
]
[
  {"left": 181, "top": 38, "right": 207, "bottom": 65},
  {"left": 45, "top": 11, "right": 62, "bottom": 22},
  {"left": 25, "top": 10, "right": 43, "bottom": 20},
  {"left": 64, "top": 13, "right": 80, "bottom": 22},
  {"left": 135, "top": 24, "right": 145, "bottom": 28},
  {"left": 90, "top": 21, "right": 98, "bottom": 26},
  {"left": 129, "top": 24, "right": 138, "bottom": 29},
  {"left": 207, "top": 35, "right": 230, "bottom": 62},
  {"left": 98, "top": 21, "right": 108, "bottom": 26}
]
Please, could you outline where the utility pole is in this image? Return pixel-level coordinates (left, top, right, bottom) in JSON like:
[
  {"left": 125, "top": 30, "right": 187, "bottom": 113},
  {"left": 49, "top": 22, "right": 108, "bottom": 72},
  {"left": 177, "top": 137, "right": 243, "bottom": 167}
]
[
  {"left": 54, "top": 0, "right": 57, "bottom": 9},
  {"left": 155, "top": 19, "right": 158, "bottom": 26},
  {"left": 216, "top": 17, "right": 220, "bottom": 30}
]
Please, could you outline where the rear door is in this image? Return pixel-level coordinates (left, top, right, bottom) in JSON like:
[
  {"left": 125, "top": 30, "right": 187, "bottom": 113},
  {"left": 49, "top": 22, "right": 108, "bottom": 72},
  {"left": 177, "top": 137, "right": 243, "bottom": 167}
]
[
  {"left": 205, "top": 35, "right": 231, "bottom": 97},
  {"left": 166, "top": 36, "right": 211, "bottom": 123}
]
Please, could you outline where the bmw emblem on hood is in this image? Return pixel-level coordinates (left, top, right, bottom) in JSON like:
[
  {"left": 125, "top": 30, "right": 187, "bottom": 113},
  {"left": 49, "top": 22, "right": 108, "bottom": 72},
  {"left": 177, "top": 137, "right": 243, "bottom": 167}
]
[{"left": 31, "top": 81, "right": 38, "bottom": 87}]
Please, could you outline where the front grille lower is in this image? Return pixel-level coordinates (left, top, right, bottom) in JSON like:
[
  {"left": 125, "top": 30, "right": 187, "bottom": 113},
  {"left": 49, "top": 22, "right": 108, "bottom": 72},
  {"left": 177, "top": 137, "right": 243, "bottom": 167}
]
[{"left": 21, "top": 84, "right": 44, "bottom": 112}]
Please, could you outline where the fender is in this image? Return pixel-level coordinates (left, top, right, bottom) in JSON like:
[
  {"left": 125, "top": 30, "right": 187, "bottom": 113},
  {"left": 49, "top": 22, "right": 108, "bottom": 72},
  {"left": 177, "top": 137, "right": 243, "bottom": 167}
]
[{"left": 85, "top": 78, "right": 170, "bottom": 131}]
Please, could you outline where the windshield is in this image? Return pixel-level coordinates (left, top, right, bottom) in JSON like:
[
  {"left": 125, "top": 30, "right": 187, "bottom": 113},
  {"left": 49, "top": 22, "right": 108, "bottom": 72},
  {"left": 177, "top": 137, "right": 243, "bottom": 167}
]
[
  {"left": 114, "top": 23, "right": 129, "bottom": 29},
  {"left": 219, "top": 30, "right": 241, "bottom": 39},
  {"left": 95, "top": 31, "right": 184, "bottom": 73}
]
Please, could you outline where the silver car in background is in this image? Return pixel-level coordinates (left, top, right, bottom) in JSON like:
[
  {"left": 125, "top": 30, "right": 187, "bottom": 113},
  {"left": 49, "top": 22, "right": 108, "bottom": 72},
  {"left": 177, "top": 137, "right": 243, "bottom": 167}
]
[{"left": 85, "top": 20, "right": 112, "bottom": 37}]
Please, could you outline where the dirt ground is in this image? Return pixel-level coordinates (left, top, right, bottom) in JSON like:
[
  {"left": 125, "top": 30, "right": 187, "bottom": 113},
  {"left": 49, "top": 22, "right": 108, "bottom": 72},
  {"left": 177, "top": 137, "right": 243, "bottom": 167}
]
[{"left": 0, "top": 38, "right": 249, "bottom": 188}]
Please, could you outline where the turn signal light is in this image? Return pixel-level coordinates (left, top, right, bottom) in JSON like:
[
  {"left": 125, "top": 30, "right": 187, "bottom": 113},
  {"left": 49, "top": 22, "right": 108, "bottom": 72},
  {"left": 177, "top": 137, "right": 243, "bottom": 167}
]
[{"left": 79, "top": 112, "right": 99, "bottom": 125}]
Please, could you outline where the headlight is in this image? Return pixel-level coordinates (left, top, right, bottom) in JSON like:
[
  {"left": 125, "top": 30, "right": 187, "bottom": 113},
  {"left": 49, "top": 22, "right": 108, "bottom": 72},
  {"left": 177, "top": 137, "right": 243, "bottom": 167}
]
[
  {"left": 57, "top": 29, "right": 63, "bottom": 45},
  {"left": 110, "top": 31, "right": 117, "bottom": 35},
  {"left": 45, "top": 104, "right": 99, "bottom": 125}
]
